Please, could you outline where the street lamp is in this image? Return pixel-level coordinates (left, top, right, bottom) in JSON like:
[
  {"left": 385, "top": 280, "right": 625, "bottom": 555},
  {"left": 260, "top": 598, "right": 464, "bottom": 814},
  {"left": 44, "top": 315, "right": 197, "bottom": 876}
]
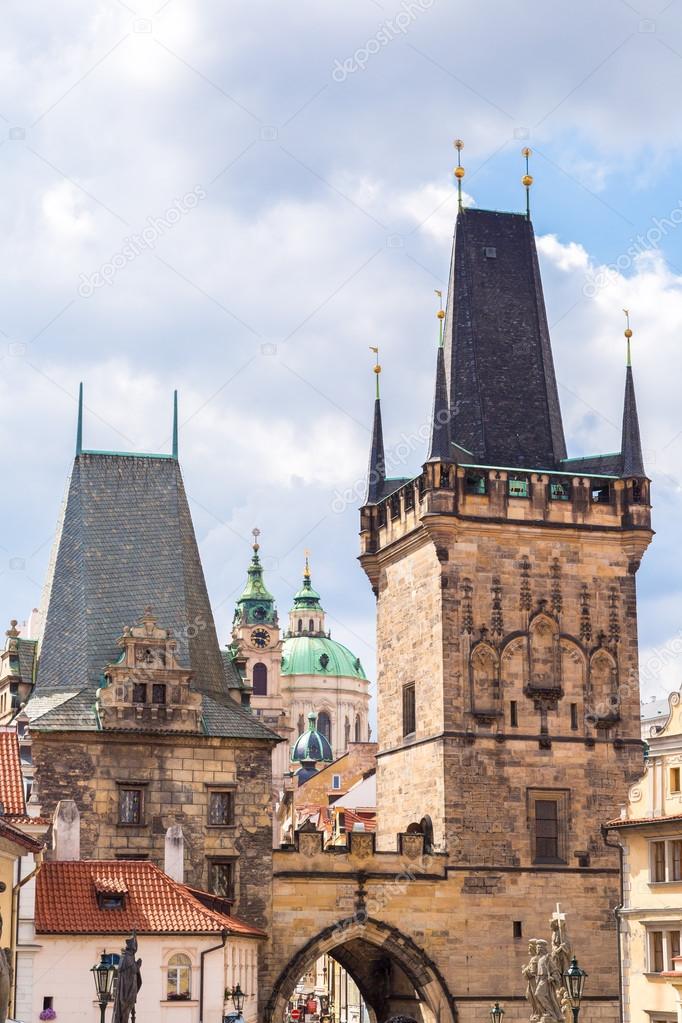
[
  {"left": 232, "top": 983, "right": 245, "bottom": 1014},
  {"left": 91, "top": 953, "right": 117, "bottom": 1023},
  {"left": 564, "top": 957, "right": 588, "bottom": 1023},
  {"left": 490, "top": 1002, "right": 504, "bottom": 1023}
]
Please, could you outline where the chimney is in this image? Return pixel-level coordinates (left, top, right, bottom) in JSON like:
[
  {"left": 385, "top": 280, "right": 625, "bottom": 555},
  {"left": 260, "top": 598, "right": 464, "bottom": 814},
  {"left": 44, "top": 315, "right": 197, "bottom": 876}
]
[
  {"left": 52, "top": 800, "right": 80, "bottom": 861},
  {"left": 165, "top": 824, "right": 184, "bottom": 883}
]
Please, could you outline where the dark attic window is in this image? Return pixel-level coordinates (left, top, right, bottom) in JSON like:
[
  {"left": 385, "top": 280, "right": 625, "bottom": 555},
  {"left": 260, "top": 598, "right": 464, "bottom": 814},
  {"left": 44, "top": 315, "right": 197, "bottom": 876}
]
[
  {"left": 97, "top": 892, "right": 126, "bottom": 910},
  {"left": 591, "top": 482, "right": 611, "bottom": 504},
  {"left": 465, "top": 471, "right": 486, "bottom": 495}
]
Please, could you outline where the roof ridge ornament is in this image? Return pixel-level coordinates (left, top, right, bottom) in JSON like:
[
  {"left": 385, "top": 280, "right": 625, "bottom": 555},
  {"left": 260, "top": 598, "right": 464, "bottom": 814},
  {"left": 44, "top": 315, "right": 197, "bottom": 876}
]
[
  {"left": 453, "top": 139, "right": 465, "bottom": 211},
  {"left": 435, "top": 290, "right": 445, "bottom": 348},
  {"left": 370, "top": 345, "right": 381, "bottom": 398},
  {"left": 623, "top": 308, "right": 633, "bottom": 367},
  {"left": 522, "top": 147, "right": 533, "bottom": 220},
  {"left": 76, "top": 382, "right": 83, "bottom": 455},
  {"left": 172, "top": 390, "right": 178, "bottom": 459}
]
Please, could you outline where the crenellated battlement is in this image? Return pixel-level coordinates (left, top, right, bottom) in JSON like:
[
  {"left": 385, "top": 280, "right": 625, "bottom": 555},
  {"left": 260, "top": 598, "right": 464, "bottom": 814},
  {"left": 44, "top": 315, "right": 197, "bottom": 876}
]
[{"left": 360, "top": 460, "right": 652, "bottom": 562}]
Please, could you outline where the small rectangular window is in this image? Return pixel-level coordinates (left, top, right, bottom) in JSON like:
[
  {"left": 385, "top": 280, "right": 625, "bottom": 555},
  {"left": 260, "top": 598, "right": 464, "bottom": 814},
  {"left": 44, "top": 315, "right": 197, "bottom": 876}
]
[
  {"left": 402, "top": 683, "right": 416, "bottom": 738},
  {"left": 550, "top": 478, "right": 570, "bottom": 501},
  {"left": 43, "top": 997, "right": 54, "bottom": 1012},
  {"left": 591, "top": 483, "right": 611, "bottom": 504},
  {"left": 119, "top": 787, "right": 143, "bottom": 826},
  {"left": 465, "top": 471, "right": 487, "bottom": 496},
  {"left": 208, "top": 790, "right": 234, "bottom": 827},
  {"left": 508, "top": 475, "right": 529, "bottom": 498},
  {"left": 652, "top": 930, "right": 664, "bottom": 973},
  {"left": 535, "top": 799, "right": 559, "bottom": 861},
  {"left": 513, "top": 921, "right": 523, "bottom": 939},
  {"left": 672, "top": 841, "right": 682, "bottom": 882},
  {"left": 671, "top": 930, "right": 681, "bottom": 962},
  {"left": 652, "top": 841, "right": 667, "bottom": 882},
  {"left": 672, "top": 767, "right": 681, "bottom": 793},
  {"left": 152, "top": 683, "right": 166, "bottom": 705},
  {"left": 510, "top": 701, "right": 518, "bottom": 728},
  {"left": 132, "top": 682, "right": 147, "bottom": 704},
  {"left": 483, "top": 246, "right": 497, "bottom": 258},
  {"left": 570, "top": 703, "right": 579, "bottom": 730},
  {"left": 332, "top": 775, "right": 342, "bottom": 790},
  {"left": 208, "top": 860, "right": 235, "bottom": 900}
]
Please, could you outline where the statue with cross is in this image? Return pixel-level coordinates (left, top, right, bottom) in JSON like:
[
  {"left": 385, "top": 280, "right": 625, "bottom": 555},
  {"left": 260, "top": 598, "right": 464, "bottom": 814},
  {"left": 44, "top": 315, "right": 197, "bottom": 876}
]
[
  {"left": 550, "top": 904, "right": 572, "bottom": 982},
  {"left": 522, "top": 905, "right": 573, "bottom": 1023}
]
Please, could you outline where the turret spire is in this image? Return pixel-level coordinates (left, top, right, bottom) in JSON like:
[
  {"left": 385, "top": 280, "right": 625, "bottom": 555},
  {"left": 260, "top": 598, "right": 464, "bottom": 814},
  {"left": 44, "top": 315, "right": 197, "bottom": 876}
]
[
  {"left": 428, "top": 293, "right": 451, "bottom": 461},
  {"left": 233, "top": 528, "right": 277, "bottom": 627},
  {"left": 172, "top": 390, "right": 178, "bottom": 459},
  {"left": 76, "top": 382, "right": 83, "bottom": 455},
  {"left": 365, "top": 347, "right": 386, "bottom": 503},
  {"left": 620, "top": 311, "right": 646, "bottom": 478}
]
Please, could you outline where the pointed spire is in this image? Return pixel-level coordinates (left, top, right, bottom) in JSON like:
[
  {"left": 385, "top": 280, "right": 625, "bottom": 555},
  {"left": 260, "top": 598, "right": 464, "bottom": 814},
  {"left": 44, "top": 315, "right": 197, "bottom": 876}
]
[
  {"left": 453, "top": 139, "right": 465, "bottom": 212},
  {"left": 621, "top": 311, "right": 646, "bottom": 478},
  {"left": 365, "top": 348, "right": 386, "bottom": 504},
  {"left": 76, "top": 382, "right": 83, "bottom": 455},
  {"left": 172, "top": 390, "right": 178, "bottom": 459},
  {"left": 522, "top": 147, "right": 533, "bottom": 220},
  {"left": 234, "top": 528, "right": 277, "bottom": 626},
  {"left": 292, "top": 551, "right": 323, "bottom": 612},
  {"left": 428, "top": 293, "right": 451, "bottom": 461}
]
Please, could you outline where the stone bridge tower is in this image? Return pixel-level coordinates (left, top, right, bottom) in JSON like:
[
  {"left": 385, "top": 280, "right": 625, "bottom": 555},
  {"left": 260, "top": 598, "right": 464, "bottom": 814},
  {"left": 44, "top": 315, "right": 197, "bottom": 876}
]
[{"left": 358, "top": 204, "right": 652, "bottom": 1003}]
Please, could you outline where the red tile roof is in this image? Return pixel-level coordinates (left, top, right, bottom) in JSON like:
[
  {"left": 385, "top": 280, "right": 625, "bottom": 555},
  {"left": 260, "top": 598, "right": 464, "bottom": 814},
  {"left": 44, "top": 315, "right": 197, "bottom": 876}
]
[
  {"left": 35, "top": 860, "right": 266, "bottom": 936},
  {"left": 605, "top": 813, "right": 682, "bottom": 829},
  {"left": 0, "top": 818, "right": 43, "bottom": 852},
  {"left": 0, "top": 731, "right": 26, "bottom": 816}
]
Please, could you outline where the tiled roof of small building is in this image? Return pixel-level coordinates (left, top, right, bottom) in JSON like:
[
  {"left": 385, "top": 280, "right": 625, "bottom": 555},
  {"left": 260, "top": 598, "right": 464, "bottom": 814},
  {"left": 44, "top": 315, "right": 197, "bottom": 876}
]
[
  {"left": 0, "top": 817, "right": 43, "bottom": 852},
  {"left": 35, "top": 860, "right": 267, "bottom": 936},
  {"left": 0, "top": 731, "right": 26, "bottom": 815}
]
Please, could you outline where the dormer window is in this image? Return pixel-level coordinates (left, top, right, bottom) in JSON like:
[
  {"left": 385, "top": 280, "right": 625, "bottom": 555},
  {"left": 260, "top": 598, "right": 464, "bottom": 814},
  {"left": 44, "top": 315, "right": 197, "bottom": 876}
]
[
  {"left": 98, "top": 892, "right": 126, "bottom": 910},
  {"left": 94, "top": 875, "right": 128, "bottom": 910}
]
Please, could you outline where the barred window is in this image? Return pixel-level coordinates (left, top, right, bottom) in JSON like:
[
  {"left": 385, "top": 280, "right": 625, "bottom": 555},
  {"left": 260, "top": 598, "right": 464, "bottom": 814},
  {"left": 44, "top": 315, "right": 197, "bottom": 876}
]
[
  {"left": 132, "top": 682, "right": 147, "bottom": 704},
  {"left": 119, "top": 787, "right": 143, "bottom": 825},
  {"left": 403, "top": 683, "right": 416, "bottom": 737},
  {"left": 208, "top": 790, "right": 234, "bottom": 827},
  {"left": 208, "top": 860, "right": 235, "bottom": 899}
]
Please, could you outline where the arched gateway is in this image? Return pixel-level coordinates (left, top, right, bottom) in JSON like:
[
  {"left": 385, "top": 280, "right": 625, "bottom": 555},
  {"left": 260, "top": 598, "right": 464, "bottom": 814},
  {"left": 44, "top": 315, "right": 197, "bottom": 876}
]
[{"left": 265, "top": 916, "right": 455, "bottom": 1023}]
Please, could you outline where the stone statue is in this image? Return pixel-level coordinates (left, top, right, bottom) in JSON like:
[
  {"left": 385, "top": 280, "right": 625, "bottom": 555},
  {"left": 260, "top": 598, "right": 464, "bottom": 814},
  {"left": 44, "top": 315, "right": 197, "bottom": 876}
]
[
  {"left": 112, "top": 933, "right": 142, "bottom": 1023},
  {"left": 0, "top": 914, "right": 11, "bottom": 1023},
  {"left": 523, "top": 906, "right": 574, "bottom": 1023}
]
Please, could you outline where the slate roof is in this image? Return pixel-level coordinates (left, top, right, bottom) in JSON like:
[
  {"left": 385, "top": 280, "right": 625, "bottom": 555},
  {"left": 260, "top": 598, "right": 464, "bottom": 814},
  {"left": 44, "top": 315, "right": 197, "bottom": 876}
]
[
  {"left": 28, "top": 686, "right": 279, "bottom": 742},
  {"left": 622, "top": 364, "right": 646, "bottom": 477},
  {"left": 36, "top": 453, "right": 227, "bottom": 702},
  {"left": 365, "top": 396, "right": 386, "bottom": 503},
  {"left": 17, "top": 638, "right": 37, "bottom": 686},
  {"left": 35, "top": 860, "right": 266, "bottom": 935},
  {"left": 443, "top": 208, "right": 567, "bottom": 471},
  {"left": 0, "top": 731, "right": 26, "bottom": 815},
  {"left": 221, "top": 649, "right": 246, "bottom": 691}
]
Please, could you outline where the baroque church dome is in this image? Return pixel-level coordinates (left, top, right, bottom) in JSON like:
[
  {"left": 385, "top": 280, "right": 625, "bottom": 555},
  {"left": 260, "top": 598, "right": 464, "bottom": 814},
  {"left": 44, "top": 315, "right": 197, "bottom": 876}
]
[{"left": 291, "top": 711, "right": 334, "bottom": 765}]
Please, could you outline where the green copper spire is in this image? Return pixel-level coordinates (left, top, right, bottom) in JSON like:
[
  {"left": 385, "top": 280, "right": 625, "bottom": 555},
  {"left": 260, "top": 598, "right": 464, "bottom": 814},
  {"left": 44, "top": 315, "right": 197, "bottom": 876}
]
[
  {"left": 292, "top": 552, "right": 323, "bottom": 612},
  {"left": 234, "top": 528, "right": 277, "bottom": 627}
]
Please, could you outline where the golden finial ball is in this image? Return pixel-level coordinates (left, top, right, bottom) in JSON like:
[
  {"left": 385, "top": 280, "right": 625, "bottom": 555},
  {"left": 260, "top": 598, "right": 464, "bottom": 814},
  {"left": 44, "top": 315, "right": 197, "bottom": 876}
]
[
  {"left": 624, "top": 328, "right": 633, "bottom": 338},
  {"left": 522, "top": 147, "right": 532, "bottom": 158},
  {"left": 522, "top": 174, "right": 533, "bottom": 187},
  {"left": 373, "top": 364, "right": 382, "bottom": 374},
  {"left": 437, "top": 309, "right": 445, "bottom": 320},
  {"left": 454, "top": 166, "right": 465, "bottom": 179},
  {"left": 454, "top": 139, "right": 464, "bottom": 151}
]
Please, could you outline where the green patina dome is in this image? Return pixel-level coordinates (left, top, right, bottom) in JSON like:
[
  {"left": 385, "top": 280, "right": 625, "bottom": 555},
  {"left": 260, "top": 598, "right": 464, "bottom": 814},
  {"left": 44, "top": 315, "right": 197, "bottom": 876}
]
[
  {"left": 281, "top": 635, "right": 367, "bottom": 679},
  {"left": 291, "top": 711, "right": 334, "bottom": 764}
]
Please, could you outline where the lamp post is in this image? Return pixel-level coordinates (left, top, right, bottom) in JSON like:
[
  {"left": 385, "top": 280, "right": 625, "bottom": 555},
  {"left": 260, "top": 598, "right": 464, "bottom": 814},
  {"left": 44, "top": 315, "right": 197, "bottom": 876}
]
[
  {"left": 232, "top": 983, "right": 245, "bottom": 1015},
  {"left": 91, "top": 953, "right": 117, "bottom": 1023},
  {"left": 490, "top": 1002, "right": 504, "bottom": 1023},
  {"left": 564, "top": 957, "right": 588, "bottom": 1023}
]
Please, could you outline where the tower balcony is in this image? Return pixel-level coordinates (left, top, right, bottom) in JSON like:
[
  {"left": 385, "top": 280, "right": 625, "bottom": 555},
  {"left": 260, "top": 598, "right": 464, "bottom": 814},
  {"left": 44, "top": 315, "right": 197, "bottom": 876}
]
[{"left": 360, "top": 461, "right": 652, "bottom": 558}]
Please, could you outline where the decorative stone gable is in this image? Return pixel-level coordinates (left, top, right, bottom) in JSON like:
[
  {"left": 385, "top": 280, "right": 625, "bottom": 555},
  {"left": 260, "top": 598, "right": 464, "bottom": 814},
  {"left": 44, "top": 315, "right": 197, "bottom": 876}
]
[{"left": 97, "top": 607, "right": 202, "bottom": 731}]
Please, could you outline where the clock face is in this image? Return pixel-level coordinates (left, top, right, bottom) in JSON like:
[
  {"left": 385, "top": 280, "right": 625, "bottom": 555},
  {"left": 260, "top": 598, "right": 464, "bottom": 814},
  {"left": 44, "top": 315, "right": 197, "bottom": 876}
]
[{"left": 251, "top": 628, "right": 271, "bottom": 649}]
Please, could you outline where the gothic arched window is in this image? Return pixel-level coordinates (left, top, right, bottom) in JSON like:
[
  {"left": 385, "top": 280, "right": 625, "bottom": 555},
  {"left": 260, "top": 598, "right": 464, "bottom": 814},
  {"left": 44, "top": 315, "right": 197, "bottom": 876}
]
[
  {"left": 252, "top": 663, "right": 267, "bottom": 696},
  {"left": 354, "top": 715, "right": 361, "bottom": 742},
  {"left": 317, "top": 711, "right": 331, "bottom": 742}
]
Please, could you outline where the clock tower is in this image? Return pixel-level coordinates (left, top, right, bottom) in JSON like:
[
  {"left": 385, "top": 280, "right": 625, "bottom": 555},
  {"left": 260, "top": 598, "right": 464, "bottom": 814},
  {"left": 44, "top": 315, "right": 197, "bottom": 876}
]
[{"left": 230, "top": 530, "right": 291, "bottom": 781}]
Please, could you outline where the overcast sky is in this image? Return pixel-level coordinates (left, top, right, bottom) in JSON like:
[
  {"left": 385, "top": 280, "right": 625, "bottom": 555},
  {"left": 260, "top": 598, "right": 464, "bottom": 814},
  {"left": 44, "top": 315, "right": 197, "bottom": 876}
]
[{"left": 2, "top": 0, "right": 682, "bottom": 718}]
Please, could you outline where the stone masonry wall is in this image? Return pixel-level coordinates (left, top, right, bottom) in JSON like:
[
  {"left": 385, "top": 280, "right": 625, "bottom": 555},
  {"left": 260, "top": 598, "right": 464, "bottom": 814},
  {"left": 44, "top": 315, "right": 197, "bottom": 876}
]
[{"left": 32, "top": 731, "right": 274, "bottom": 929}]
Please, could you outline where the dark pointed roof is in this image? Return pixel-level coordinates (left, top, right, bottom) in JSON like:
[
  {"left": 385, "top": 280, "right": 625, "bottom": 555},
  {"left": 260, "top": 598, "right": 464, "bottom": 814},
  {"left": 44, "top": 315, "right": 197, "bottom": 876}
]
[
  {"left": 443, "top": 208, "right": 567, "bottom": 470},
  {"left": 621, "top": 364, "right": 646, "bottom": 478},
  {"left": 364, "top": 397, "right": 386, "bottom": 504},
  {"left": 36, "top": 453, "right": 228, "bottom": 704},
  {"left": 428, "top": 345, "right": 451, "bottom": 461}
]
